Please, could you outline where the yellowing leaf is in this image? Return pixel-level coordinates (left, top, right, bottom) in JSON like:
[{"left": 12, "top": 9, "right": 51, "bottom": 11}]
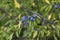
[
  {"left": 32, "top": 3, "right": 36, "bottom": 7},
  {"left": 46, "top": 30, "right": 51, "bottom": 37},
  {"left": 14, "top": 0, "right": 21, "bottom": 8},
  {"left": 33, "top": 31, "right": 38, "bottom": 38},
  {"left": 18, "top": 14, "right": 21, "bottom": 19},
  {"left": 17, "top": 14, "right": 22, "bottom": 29},
  {"left": 37, "top": 16, "right": 40, "bottom": 18},
  {"left": 48, "top": 13, "right": 52, "bottom": 20},
  {"left": 45, "top": 0, "right": 50, "bottom": 4},
  {"left": 18, "top": 21, "right": 21, "bottom": 29},
  {"left": 9, "top": 13, "right": 12, "bottom": 17}
]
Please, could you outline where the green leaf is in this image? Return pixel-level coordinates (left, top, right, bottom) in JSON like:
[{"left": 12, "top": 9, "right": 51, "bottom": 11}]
[
  {"left": 9, "top": 33, "right": 14, "bottom": 40},
  {"left": 33, "top": 30, "right": 38, "bottom": 38},
  {"left": 15, "top": 31, "right": 19, "bottom": 38},
  {"left": 54, "top": 34, "right": 58, "bottom": 40},
  {"left": 55, "top": 29, "right": 60, "bottom": 37}
]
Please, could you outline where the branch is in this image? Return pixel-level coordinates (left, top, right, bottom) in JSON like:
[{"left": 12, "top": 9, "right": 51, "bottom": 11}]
[{"left": 21, "top": 5, "right": 55, "bottom": 25}]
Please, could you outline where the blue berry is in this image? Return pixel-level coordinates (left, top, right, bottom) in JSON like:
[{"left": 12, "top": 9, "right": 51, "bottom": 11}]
[
  {"left": 30, "top": 17, "right": 34, "bottom": 21},
  {"left": 21, "top": 16, "right": 26, "bottom": 22},
  {"left": 54, "top": 5, "right": 59, "bottom": 8},
  {"left": 25, "top": 22, "right": 29, "bottom": 26},
  {"left": 33, "top": 14, "right": 37, "bottom": 18}
]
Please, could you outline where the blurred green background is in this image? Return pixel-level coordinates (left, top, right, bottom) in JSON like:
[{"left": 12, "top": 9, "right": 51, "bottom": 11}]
[{"left": 0, "top": 0, "right": 60, "bottom": 40}]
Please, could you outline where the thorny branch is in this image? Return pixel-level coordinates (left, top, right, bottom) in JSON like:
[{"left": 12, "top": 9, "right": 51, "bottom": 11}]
[
  {"left": 19, "top": 5, "right": 56, "bottom": 38},
  {"left": 21, "top": 5, "right": 56, "bottom": 26}
]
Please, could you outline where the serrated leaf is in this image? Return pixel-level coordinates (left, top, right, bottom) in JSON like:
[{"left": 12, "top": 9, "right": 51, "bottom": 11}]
[{"left": 33, "top": 30, "right": 38, "bottom": 38}]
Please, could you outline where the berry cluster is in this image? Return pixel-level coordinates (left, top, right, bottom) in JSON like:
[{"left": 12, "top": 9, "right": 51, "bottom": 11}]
[
  {"left": 21, "top": 14, "right": 37, "bottom": 26},
  {"left": 20, "top": 4, "right": 60, "bottom": 27}
]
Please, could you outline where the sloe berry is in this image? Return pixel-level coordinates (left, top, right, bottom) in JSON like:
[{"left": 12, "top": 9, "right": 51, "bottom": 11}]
[
  {"left": 21, "top": 16, "right": 26, "bottom": 22},
  {"left": 30, "top": 17, "right": 34, "bottom": 21},
  {"left": 25, "top": 22, "right": 29, "bottom": 26},
  {"left": 54, "top": 5, "right": 59, "bottom": 8}
]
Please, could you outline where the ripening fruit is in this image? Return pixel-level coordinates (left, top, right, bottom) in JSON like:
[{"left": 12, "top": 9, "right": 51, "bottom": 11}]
[
  {"left": 54, "top": 5, "right": 59, "bottom": 8},
  {"left": 21, "top": 16, "right": 26, "bottom": 22},
  {"left": 25, "top": 22, "right": 29, "bottom": 26},
  {"left": 30, "top": 17, "right": 34, "bottom": 21},
  {"left": 33, "top": 14, "right": 37, "bottom": 18}
]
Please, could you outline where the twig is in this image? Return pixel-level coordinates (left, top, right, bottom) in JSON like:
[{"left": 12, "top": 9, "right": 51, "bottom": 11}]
[{"left": 21, "top": 5, "right": 55, "bottom": 25}]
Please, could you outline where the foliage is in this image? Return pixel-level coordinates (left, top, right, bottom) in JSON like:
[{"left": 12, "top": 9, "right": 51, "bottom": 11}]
[{"left": 0, "top": 0, "right": 60, "bottom": 40}]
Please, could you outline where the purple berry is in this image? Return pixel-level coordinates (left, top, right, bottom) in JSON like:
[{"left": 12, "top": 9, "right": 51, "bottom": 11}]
[
  {"left": 21, "top": 16, "right": 26, "bottom": 22},
  {"left": 30, "top": 17, "right": 34, "bottom": 21},
  {"left": 25, "top": 22, "right": 29, "bottom": 26},
  {"left": 54, "top": 5, "right": 59, "bottom": 8},
  {"left": 33, "top": 14, "right": 37, "bottom": 18}
]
